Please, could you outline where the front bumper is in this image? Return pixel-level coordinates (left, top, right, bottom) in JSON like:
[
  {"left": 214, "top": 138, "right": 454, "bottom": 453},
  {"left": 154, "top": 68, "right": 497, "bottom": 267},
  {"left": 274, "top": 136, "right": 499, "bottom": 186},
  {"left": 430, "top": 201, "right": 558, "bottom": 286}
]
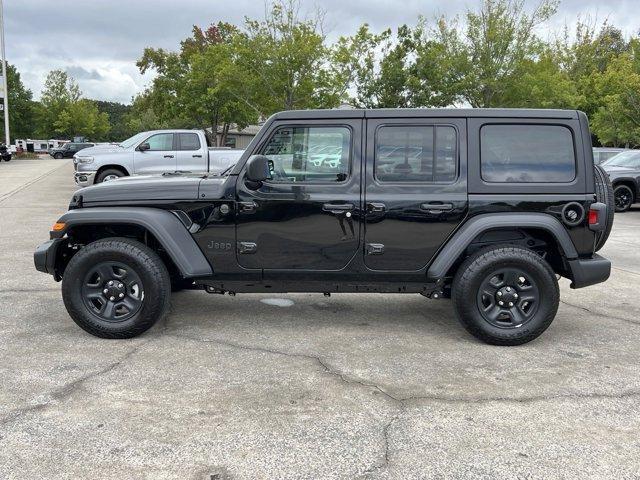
[
  {"left": 74, "top": 171, "right": 96, "bottom": 186},
  {"left": 34, "top": 238, "right": 65, "bottom": 278},
  {"left": 568, "top": 254, "right": 611, "bottom": 289}
]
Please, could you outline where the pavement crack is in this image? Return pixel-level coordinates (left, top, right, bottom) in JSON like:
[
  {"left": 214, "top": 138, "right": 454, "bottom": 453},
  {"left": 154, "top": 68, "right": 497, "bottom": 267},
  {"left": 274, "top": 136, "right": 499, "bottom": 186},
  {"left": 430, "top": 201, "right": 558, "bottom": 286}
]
[
  {"left": 0, "top": 339, "right": 150, "bottom": 428},
  {"left": 560, "top": 299, "right": 640, "bottom": 326}
]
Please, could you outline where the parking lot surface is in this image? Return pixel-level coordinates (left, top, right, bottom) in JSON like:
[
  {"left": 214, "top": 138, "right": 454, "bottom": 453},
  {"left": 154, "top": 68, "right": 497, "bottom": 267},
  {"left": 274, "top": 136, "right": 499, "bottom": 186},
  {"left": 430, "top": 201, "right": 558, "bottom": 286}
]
[{"left": 1, "top": 159, "right": 639, "bottom": 479}]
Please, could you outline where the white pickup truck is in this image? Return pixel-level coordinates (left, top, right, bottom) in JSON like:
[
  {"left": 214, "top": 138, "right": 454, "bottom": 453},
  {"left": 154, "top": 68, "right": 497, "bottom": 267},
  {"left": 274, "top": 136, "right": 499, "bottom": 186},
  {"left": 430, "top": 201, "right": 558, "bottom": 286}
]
[{"left": 73, "top": 129, "right": 244, "bottom": 186}]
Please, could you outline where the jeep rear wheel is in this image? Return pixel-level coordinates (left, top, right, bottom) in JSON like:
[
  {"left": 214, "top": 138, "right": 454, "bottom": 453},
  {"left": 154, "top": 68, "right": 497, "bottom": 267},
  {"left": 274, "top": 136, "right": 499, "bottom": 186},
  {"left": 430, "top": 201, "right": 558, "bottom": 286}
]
[
  {"left": 62, "top": 238, "right": 171, "bottom": 338},
  {"left": 613, "top": 184, "right": 634, "bottom": 212},
  {"left": 54, "top": 152, "right": 63, "bottom": 159},
  {"left": 452, "top": 246, "right": 559, "bottom": 346}
]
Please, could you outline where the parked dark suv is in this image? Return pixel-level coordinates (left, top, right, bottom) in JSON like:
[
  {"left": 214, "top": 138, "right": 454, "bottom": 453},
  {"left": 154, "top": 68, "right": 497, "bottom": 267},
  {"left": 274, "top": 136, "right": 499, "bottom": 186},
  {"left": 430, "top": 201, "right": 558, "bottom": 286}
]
[
  {"left": 34, "top": 109, "right": 613, "bottom": 345},
  {"left": 49, "top": 142, "right": 94, "bottom": 159}
]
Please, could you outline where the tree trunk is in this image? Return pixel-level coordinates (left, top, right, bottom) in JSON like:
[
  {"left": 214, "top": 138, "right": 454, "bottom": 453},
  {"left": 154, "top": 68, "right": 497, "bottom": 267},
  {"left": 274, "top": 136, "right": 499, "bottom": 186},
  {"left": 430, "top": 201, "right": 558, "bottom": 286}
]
[{"left": 220, "top": 123, "right": 230, "bottom": 147}]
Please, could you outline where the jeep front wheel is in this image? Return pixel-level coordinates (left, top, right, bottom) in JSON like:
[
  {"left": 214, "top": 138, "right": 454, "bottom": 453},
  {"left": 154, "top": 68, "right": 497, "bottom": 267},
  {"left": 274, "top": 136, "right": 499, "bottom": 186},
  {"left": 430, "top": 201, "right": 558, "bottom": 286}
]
[
  {"left": 62, "top": 238, "right": 171, "bottom": 338},
  {"left": 452, "top": 246, "right": 559, "bottom": 346}
]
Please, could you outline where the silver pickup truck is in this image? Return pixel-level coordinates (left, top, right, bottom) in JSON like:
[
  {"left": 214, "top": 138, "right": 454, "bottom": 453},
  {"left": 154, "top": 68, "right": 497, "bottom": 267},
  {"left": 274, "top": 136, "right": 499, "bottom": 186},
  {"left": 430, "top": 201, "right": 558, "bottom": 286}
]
[{"left": 73, "top": 129, "right": 244, "bottom": 186}]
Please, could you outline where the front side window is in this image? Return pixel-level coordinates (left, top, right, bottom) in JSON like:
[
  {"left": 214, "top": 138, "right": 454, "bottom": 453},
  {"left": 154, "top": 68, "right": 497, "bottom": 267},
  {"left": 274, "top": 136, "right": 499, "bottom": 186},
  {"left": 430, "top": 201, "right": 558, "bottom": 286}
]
[
  {"left": 261, "top": 126, "right": 350, "bottom": 183},
  {"left": 481, "top": 124, "right": 576, "bottom": 183},
  {"left": 144, "top": 133, "right": 174, "bottom": 151},
  {"left": 178, "top": 133, "right": 201, "bottom": 151},
  {"left": 375, "top": 125, "right": 457, "bottom": 182}
]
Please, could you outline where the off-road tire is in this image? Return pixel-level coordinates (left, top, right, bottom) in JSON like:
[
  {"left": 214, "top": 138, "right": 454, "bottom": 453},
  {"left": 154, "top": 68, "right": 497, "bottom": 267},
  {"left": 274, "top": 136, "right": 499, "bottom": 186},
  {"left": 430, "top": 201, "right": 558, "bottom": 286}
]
[
  {"left": 62, "top": 237, "right": 171, "bottom": 338},
  {"left": 593, "top": 164, "right": 614, "bottom": 250},
  {"left": 54, "top": 152, "right": 63, "bottom": 159},
  {"left": 96, "top": 168, "right": 125, "bottom": 183},
  {"left": 452, "top": 246, "right": 559, "bottom": 346}
]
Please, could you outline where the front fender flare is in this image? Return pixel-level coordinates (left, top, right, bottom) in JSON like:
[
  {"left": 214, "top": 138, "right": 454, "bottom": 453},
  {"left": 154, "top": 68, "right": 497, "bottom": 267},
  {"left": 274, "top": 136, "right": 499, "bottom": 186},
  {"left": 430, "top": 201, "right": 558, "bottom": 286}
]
[
  {"left": 427, "top": 212, "right": 578, "bottom": 280},
  {"left": 54, "top": 207, "right": 213, "bottom": 277}
]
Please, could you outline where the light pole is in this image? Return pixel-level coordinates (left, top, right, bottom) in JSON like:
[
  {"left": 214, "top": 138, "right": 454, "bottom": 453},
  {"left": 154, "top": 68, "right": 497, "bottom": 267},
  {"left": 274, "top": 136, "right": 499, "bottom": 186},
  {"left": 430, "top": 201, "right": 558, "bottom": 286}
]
[{"left": 0, "top": 0, "right": 9, "bottom": 147}]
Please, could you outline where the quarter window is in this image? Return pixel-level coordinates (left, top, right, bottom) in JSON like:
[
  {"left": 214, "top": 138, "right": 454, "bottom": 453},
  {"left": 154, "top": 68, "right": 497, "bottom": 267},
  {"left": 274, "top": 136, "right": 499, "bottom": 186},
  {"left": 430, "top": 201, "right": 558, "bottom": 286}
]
[
  {"left": 144, "top": 133, "right": 174, "bottom": 151},
  {"left": 480, "top": 124, "right": 576, "bottom": 183},
  {"left": 261, "top": 126, "right": 351, "bottom": 183},
  {"left": 178, "top": 133, "right": 201, "bottom": 151},
  {"left": 375, "top": 125, "right": 457, "bottom": 182}
]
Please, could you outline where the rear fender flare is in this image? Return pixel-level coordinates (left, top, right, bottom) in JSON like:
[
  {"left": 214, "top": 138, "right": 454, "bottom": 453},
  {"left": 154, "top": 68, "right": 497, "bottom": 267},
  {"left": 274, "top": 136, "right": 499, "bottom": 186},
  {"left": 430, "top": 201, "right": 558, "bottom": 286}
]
[
  {"left": 55, "top": 207, "right": 212, "bottom": 277},
  {"left": 427, "top": 213, "right": 578, "bottom": 280}
]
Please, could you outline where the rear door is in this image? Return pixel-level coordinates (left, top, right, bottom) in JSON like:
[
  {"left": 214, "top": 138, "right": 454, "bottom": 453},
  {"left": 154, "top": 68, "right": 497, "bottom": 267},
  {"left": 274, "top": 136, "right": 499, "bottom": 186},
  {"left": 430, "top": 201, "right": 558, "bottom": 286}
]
[
  {"left": 176, "top": 132, "right": 207, "bottom": 173},
  {"left": 364, "top": 117, "right": 468, "bottom": 271},
  {"left": 133, "top": 133, "right": 177, "bottom": 174}
]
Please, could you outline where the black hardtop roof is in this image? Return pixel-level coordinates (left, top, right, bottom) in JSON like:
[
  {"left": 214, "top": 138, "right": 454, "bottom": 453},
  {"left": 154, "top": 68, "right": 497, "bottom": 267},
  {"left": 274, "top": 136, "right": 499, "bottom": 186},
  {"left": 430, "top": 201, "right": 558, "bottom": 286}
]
[{"left": 272, "top": 108, "right": 579, "bottom": 120}]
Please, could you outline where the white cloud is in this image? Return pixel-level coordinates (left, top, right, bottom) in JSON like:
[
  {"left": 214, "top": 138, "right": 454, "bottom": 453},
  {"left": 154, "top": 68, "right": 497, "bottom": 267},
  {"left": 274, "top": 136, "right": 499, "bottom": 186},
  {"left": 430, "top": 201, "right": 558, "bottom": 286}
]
[{"left": 4, "top": 0, "right": 638, "bottom": 104}]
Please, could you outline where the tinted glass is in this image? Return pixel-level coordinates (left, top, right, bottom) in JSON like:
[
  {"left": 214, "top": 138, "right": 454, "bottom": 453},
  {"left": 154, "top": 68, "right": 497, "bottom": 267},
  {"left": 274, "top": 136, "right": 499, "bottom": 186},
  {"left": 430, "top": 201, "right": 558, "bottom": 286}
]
[
  {"left": 179, "top": 133, "right": 201, "bottom": 151},
  {"left": 481, "top": 125, "right": 575, "bottom": 183},
  {"left": 375, "top": 125, "right": 457, "bottom": 182},
  {"left": 145, "top": 133, "right": 173, "bottom": 151},
  {"left": 262, "top": 126, "right": 350, "bottom": 183}
]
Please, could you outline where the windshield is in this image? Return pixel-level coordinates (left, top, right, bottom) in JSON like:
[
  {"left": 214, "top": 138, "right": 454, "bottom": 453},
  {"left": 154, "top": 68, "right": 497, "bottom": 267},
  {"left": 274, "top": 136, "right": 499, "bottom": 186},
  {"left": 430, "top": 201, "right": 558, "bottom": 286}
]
[
  {"left": 119, "top": 132, "right": 149, "bottom": 149},
  {"left": 602, "top": 151, "right": 640, "bottom": 168}
]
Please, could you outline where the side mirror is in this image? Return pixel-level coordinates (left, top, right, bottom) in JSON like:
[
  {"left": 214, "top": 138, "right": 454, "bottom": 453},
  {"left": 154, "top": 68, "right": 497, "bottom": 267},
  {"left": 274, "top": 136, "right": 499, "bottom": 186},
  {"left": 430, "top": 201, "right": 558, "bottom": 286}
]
[
  {"left": 245, "top": 155, "right": 270, "bottom": 182},
  {"left": 138, "top": 142, "right": 150, "bottom": 152}
]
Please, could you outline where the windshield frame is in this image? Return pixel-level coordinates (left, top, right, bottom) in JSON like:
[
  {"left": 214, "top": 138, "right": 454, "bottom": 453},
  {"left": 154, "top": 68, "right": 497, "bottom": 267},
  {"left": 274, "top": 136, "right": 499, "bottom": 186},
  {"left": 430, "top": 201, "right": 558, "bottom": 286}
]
[{"left": 119, "top": 132, "right": 150, "bottom": 149}]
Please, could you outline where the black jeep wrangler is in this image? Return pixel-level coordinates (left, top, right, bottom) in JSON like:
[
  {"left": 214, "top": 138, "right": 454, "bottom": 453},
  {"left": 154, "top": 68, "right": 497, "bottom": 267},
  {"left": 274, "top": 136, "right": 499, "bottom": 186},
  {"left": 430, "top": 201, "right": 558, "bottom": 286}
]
[{"left": 34, "top": 109, "right": 613, "bottom": 345}]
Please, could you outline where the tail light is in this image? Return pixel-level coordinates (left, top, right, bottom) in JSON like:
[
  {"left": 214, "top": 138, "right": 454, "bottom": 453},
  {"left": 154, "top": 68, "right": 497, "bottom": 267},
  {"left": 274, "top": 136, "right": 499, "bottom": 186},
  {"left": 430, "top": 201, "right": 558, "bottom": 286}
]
[{"left": 588, "top": 202, "right": 606, "bottom": 231}]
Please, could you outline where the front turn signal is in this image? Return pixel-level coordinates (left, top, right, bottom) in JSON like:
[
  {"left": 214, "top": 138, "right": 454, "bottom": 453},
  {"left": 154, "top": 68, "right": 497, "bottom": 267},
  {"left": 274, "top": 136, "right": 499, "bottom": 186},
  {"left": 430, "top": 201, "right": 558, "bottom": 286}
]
[{"left": 51, "top": 222, "right": 66, "bottom": 232}]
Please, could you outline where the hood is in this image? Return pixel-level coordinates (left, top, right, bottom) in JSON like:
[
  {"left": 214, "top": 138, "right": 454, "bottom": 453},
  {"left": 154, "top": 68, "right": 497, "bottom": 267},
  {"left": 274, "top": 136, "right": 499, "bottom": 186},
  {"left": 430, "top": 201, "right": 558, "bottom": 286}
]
[
  {"left": 76, "top": 174, "right": 210, "bottom": 204},
  {"left": 76, "top": 144, "right": 124, "bottom": 156},
  {"left": 601, "top": 165, "right": 639, "bottom": 176}
]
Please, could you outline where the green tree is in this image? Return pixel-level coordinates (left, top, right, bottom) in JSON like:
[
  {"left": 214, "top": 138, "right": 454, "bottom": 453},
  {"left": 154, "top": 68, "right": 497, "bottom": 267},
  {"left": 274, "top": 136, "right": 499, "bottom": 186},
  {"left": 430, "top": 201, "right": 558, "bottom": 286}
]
[
  {"left": 53, "top": 99, "right": 110, "bottom": 140},
  {"left": 94, "top": 100, "right": 133, "bottom": 141},
  {"left": 0, "top": 64, "right": 36, "bottom": 141},
  {"left": 36, "top": 70, "right": 81, "bottom": 137},
  {"left": 432, "top": 0, "right": 559, "bottom": 107},
  {"left": 590, "top": 52, "right": 640, "bottom": 147}
]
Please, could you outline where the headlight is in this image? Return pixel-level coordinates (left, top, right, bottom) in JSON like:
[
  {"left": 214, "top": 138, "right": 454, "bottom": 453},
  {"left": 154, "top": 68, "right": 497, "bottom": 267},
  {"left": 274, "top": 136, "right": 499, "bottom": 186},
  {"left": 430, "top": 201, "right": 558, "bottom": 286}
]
[{"left": 76, "top": 156, "right": 94, "bottom": 164}]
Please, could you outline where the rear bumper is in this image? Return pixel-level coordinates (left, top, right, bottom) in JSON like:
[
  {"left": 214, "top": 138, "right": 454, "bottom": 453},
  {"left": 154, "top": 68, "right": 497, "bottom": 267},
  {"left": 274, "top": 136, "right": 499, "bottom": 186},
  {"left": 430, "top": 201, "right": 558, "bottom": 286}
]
[
  {"left": 34, "top": 238, "right": 64, "bottom": 278},
  {"left": 568, "top": 254, "right": 611, "bottom": 289}
]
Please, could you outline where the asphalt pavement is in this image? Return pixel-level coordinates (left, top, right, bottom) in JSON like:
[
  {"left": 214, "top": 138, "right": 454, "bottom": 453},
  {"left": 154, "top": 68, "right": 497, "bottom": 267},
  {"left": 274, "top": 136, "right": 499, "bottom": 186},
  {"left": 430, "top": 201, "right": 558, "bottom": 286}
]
[{"left": 1, "top": 159, "right": 639, "bottom": 479}]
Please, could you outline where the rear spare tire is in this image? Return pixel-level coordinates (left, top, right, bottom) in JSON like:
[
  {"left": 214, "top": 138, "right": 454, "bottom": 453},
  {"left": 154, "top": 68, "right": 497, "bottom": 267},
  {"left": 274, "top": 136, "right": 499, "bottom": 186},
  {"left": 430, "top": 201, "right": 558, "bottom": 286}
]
[{"left": 593, "top": 165, "right": 614, "bottom": 250}]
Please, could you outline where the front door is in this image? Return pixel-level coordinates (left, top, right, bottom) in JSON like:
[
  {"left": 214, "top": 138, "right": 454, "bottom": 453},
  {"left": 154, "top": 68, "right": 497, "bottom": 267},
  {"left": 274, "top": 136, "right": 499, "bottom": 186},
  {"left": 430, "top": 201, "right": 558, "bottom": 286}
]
[
  {"left": 235, "top": 120, "right": 362, "bottom": 271},
  {"left": 133, "top": 132, "right": 177, "bottom": 175},
  {"left": 364, "top": 118, "right": 468, "bottom": 271}
]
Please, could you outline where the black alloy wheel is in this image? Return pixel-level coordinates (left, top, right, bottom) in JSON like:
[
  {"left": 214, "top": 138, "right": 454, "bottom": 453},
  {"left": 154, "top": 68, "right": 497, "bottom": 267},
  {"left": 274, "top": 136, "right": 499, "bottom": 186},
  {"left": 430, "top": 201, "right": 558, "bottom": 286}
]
[{"left": 614, "top": 184, "right": 634, "bottom": 212}]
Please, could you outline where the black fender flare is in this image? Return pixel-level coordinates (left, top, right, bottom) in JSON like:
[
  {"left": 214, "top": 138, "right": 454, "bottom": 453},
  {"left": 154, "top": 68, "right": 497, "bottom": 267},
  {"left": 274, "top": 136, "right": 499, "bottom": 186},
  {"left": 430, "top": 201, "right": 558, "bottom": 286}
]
[
  {"left": 427, "top": 212, "right": 578, "bottom": 280},
  {"left": 54, "top": 207, "right": 213, "bottom": 277}
]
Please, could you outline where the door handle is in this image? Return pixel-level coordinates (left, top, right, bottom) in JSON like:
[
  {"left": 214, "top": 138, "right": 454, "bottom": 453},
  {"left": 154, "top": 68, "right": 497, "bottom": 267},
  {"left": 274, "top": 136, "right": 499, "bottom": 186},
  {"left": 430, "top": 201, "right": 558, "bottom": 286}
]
[
  {"left": 367, "top": 202, "right": 386, "bottom": 213},
  {"left": 192, "top": 154, "right": 203, "bottom": 158},
  {"left": 164, "top": 155, "right": 174, "bottom": 158},
  {"left": 323, "top": 203, "right": 354, "bottom": 212},
  {"left": 421, "top": 202, "right": 454, "bottom": 212}
]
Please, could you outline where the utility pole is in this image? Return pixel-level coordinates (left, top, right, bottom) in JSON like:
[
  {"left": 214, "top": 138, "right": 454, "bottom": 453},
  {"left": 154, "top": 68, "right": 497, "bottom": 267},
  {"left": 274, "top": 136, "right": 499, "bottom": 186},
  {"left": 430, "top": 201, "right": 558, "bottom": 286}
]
[{"left": 0, "top": 0, "right": 9, "bottom": 147}]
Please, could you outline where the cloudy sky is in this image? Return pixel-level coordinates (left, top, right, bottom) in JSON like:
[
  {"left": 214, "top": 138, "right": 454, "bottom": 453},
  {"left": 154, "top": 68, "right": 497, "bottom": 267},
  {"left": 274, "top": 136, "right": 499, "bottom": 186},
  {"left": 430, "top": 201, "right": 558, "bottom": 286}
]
[{"left": 5, "top": 0, "right": 638, "bottom": 104}]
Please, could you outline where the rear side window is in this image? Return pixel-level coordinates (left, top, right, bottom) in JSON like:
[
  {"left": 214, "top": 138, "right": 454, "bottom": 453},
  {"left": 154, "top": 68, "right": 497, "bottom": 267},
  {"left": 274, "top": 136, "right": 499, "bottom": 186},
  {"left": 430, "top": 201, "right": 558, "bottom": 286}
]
[
  {"left": 375, "top": 125, "right": 457, "bottom": 182},
  {"left": 480, "top": 125, "right": 576, "bottom": 183},
  {"left": 178, "top": 133, "right": 201, "bottom": 151}
]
